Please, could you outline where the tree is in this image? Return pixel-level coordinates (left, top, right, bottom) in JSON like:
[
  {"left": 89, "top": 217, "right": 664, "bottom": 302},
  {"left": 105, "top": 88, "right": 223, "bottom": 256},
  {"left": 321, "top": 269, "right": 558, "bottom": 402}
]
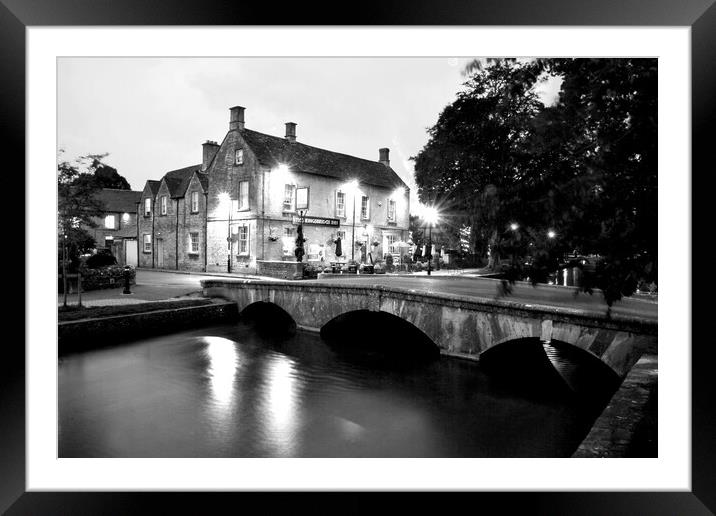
[
  {"left": 412, "top": 58, "right": 657, "bottom": 306},
  {"left": 70, "top": 157, "right": 131, "bottom": 190},
  {"left": 412, "top": 59, "right": 543, "bottom": 269},
  {"left": 58, "top": 152, "right": 107, "bottom": 304}
]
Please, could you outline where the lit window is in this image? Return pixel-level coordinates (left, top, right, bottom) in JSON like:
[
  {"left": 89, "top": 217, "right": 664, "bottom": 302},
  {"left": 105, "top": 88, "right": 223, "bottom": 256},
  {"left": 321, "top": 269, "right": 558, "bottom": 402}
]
[
  {"left": 161, "top": 196, "right": 167, "bottom": 215},
  {"left": 387, "top": 199, "right": 396, "bottom": 222},
  {"left": 144, "top": 198, "right": 151, "bottom": 216},
  {"left": 122, "top": 212, "right": 130, "bottom": 223},
  {"left": 104, "top": 214, "right": 116, "bottom": 229},
  {"left": 282, "top": 227, "right": 295, "bottom": 256},
  {"left": 235, "top": 148, "right": 244, "bottom": 165},
  {"left": 336, "top": 191, "right": 346, "bottom": 217},
  {"left": 385, "top": 234, "right": 397, "bottom": 256},
  {"left": 189, "top": 232, "right": 200, "bottom": 254},
  {"left": 360, "top": 195, "right": 370, "bottom": 220},
  {"left": 238, "top": 181, "right": 249, "bottom": 211},
  {"left": 143, "top": 234, "right": 152, "bottom": 253},
  {"left": 191, "top": 191, "right": 199, "bottom": 213},
  {"left": 283, "top": 184, "right": 295, "bottom": 212},
  {"left": 237, "top": 226, "right": 249, "bottom": 255}
]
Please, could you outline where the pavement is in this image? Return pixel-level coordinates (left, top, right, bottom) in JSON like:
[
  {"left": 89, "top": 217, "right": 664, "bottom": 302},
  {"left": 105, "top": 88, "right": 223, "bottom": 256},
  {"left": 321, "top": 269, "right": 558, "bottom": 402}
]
[{"left": 59, "top": 268, "right": 657, "bottom": 321}]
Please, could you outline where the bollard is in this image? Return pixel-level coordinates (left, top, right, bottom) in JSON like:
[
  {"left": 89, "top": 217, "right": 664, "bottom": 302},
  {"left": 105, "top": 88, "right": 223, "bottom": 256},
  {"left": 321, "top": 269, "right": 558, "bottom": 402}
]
[{"left": 122, "top": 265, "right": 132, "bottom": 295}]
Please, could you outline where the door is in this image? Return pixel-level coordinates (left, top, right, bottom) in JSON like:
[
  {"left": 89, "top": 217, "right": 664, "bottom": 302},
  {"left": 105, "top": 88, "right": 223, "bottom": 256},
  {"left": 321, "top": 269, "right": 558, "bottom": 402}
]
[
  {"left": 125, "top": 239, "right": 138, "bottom": 267},
  {"left": 157, "top": 238, "right": 164, "bottom": 268}
]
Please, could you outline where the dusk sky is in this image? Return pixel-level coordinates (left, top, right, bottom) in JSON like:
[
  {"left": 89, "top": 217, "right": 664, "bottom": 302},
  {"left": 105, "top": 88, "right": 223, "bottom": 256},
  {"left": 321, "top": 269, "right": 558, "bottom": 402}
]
[{"left": 58, "top": 57, "right": 560, "bottom": 212}]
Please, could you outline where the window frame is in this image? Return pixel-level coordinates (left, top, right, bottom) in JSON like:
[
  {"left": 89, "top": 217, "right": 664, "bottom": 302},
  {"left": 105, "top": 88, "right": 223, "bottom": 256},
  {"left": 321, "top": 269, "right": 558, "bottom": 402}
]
[
  {"left": 235, "top": 148, "right": 244, "bottom": 166},
  {"left": 283, "top": 183, "right": 296, "bottom": 213},
  {"left": 188, "top": 231, "right": 200, "bottom": 254},
  {"left": 237, "top": 180, "right": 249, "bottom": 211},
  {"left": 144, "top": 197, "right": 152, "bottom": 217},
  {"left": 104, "top": 214, "right": 117, "bottom": 230},
  {"left": 237, "top": 225, "right": 249, "bottom": 256},
  {"left": 160, "top": 195, "right": 168, "bottom": 216},
  {"left": 143, "top": 234, "right": 152, "bottom": 253},
  {"left": 360, "top": 195, "right": 370, "bottom": 220},
  {"left": 190, "top": 191, "right": 199, "bottom": 213},
  {"left": 387, "top": 198, "right": 397, "bottom": 223},
  {"left": 335, "top": 190, "right": 346, "bottom": 218}
]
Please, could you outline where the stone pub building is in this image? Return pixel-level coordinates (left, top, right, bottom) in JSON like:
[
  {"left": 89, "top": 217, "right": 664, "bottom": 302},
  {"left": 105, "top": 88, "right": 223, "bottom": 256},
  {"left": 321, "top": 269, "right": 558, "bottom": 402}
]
[{"left": 138, "top": 105, "right": 410, "bottom": 274}]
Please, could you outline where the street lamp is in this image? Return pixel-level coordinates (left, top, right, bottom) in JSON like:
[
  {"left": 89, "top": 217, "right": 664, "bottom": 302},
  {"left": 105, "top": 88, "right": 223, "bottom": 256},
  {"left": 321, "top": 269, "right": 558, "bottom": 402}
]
[
  {"left": 218, "top": 192, "right": 232, "bottom": 273},
  {"left": 547, "top": 230, "right": 556, "bottom": 239},
  {"left": 423, "top": 206, "right": 439, "bottom": 276}
]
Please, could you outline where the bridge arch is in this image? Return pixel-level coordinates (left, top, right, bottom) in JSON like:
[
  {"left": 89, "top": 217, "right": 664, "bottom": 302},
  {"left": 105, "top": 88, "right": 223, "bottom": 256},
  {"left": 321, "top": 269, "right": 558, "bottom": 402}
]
[
  {"left": 240, "top": 300, "right": 297, "bottom": 336},
  {"left": 320, "top": 309, "right": 440, "bottom": 363}
]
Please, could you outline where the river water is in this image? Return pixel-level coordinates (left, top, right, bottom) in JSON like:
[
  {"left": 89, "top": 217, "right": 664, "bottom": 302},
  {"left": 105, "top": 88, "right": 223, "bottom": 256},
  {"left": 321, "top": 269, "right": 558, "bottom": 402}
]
[{"left": 59, "top": 322, "right": 607, "bottom": 458}]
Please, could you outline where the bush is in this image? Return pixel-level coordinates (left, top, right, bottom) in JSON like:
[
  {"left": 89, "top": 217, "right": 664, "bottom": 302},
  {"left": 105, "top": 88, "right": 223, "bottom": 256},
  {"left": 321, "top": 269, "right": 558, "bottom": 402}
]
[
  {"left": 79, "top": 265, "right": 135, "bottom": 291},
  {"left": 303, "top": 264, "right": 318, "bottom": 279},
  {"left": 86, "top": 250, "right": 117, "bottom": 269}
]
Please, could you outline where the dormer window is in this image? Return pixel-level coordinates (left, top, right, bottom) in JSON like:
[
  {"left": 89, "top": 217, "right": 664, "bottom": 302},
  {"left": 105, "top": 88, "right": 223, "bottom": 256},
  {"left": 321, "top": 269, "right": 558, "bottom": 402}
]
[
  {"left": 235, "top": 148, "right": 244, "bottom": 165},
  {"left": 144, "top": 198, "right": 151, "bottom": 217},
  {"left": 160, "top": 195, "right": 168, "bottom": 216}
]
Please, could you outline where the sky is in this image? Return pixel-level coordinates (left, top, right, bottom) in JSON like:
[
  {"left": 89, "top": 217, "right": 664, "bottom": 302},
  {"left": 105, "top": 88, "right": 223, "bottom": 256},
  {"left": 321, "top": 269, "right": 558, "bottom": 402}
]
[{"left": 58, "top": 57, "right": 561, "bottom": 212}]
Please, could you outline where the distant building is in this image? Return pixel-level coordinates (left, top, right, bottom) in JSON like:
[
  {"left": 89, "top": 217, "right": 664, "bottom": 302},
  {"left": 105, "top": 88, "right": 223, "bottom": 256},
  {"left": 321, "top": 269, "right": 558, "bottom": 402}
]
[
  {"left": 87, "top": 188, "right": 142, "bottom": 266},
  {"left": 137, "top": 105, "right": 410, "bottom": 273}
]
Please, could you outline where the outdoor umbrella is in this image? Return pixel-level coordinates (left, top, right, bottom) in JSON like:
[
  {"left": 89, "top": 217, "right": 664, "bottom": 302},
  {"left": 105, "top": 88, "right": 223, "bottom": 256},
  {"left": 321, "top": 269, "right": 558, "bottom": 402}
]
[{"left": 335, "top": 237, "right": 342, "bottom": 258}]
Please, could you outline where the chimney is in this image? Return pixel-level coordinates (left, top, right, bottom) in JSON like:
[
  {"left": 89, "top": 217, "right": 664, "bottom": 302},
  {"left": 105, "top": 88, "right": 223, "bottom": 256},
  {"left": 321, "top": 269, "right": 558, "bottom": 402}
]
[
  {"left": 229, "top": 106, "right": 245, "bottom": 131},
  {"left": 285, "top": 122, "right": 297, "bottom": 142},
  {"left": 379, "top": 148, "right": 390, "bottom": 167},
  {"left": 202, "top": 140, "right": 219, "bottom": 171}
]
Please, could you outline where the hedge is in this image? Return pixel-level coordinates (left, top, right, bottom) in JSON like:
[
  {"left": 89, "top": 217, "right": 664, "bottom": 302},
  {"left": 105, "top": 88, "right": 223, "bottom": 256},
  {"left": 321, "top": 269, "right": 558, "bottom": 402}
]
[{"left": 79, "top": 265, "right": 136, "bottom": 291}]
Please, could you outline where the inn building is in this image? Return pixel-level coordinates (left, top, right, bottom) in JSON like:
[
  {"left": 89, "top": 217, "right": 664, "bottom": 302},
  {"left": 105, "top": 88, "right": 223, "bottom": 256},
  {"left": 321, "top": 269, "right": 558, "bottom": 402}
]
[{"left": 138, "top": 105, "right": 410, "bottom": 273}]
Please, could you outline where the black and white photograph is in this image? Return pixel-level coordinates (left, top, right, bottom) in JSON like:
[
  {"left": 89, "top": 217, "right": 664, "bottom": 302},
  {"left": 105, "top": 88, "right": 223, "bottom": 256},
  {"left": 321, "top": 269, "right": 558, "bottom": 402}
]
[{"left": 56, "top": 56, "right": 658, "bottom": 460}]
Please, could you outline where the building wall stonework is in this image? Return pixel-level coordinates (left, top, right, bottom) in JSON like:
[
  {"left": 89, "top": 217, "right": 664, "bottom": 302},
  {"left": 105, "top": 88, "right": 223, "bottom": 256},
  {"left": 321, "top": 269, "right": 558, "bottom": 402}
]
[
  {"left": 153, "top": 181, "right": 178, "bottom": 269},
  {"left": 178, "top": 174, "right": 208, "bottom": 272},
  {"left": 138, "top": 183, "right": 156, "bottom": 268}
]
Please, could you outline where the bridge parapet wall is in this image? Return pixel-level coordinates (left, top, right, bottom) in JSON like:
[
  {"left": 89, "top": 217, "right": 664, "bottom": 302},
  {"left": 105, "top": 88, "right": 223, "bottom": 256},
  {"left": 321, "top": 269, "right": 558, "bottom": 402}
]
[{"left": 201, "top": 278, "right": 657, "bottom": 377}]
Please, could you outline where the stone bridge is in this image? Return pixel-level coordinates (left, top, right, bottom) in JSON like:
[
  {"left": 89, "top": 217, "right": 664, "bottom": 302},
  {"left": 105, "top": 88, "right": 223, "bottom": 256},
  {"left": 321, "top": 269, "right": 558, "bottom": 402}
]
[{"left": 201, "top": 278, "right": 657, "bottom": 377}]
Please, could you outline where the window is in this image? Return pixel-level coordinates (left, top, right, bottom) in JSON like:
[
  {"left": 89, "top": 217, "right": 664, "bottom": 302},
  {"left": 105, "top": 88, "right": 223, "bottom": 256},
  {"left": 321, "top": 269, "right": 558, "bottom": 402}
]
[
  {"left": 283, "top": 184, "right": 296, "bottom": 212},
  {"left": 144, "top": 198, "right": 151, "bottom": 217},
  {"left": 191, "top": 191, "right": 199, "bottom": 213},
  {"left": 360, "top": 195, "right": 370, "bottom": 220},
  {"left": 385, "top": 234, "right": 397, "bottom": 255},
  {"left": 189, "top": 232, "right": 200, "bottom": 254},
  {"left": 336, "top": 191, "right": 346, "bottom": 218},
  {"left": 104, "top": 214, "right": 116, "bottom": 229},
  {"left": 143, "top": 234, "right": 152, "bottom": 253},
  {"left": 122, "top": 212, "right": 130, "bottom": 223},
  {"left": 282, "top": 227, "right": 295, "bottom": 256},
  {"left": 235, "top": 148, "right": 244, "bottom": 165},
  {"left": 160, "top": 195, "right": 167, "bottom": 215},
  {"left": 238, "top": 181, "right": 249, "bottom": 211},
  {"left": 387, "top": 199, "right": 396, "bottom": 222},
  {"left": 237, "top": 226, "right": 249, "bottom": 255}
]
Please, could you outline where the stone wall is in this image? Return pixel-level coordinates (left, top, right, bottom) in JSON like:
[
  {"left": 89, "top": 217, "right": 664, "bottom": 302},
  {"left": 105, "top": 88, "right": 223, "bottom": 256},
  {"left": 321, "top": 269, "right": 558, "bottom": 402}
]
[{"left": 256, "top": 260, "right": 305, "bottom": 280}]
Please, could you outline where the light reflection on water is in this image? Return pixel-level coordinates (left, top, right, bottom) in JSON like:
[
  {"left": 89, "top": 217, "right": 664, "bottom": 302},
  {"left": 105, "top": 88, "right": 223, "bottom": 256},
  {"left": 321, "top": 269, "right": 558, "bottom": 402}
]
[{"left": 58, "top": 322, "right": 598, "bottom": 458}]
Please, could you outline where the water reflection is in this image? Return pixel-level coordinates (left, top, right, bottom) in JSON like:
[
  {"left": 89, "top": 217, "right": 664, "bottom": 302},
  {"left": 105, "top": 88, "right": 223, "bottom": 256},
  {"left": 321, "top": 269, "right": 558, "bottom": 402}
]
[
  {"left": 59, "top": 323, "right": 602, "bottom": 458},
  {"left": 262, "top": 354, "right": 301, "bottom": 456},
  {"left": 203, "top": 336, "right": 240, "bottom": 408}
]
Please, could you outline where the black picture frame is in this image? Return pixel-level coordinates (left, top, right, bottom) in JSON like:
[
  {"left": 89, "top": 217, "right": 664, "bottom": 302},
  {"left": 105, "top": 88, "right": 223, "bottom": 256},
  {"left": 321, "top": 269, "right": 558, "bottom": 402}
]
[{"left": 5, "top": 0, "right": 712, "bottom": 513}]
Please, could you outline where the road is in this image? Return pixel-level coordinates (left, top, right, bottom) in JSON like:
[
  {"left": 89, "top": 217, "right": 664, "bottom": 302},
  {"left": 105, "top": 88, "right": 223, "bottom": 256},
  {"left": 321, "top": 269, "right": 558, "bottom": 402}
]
[
  {"left": 317, "top": 275, "right": 657, "bottom": 321},
  {"left": 61, "top": 270, "right": 657, "bottom": 320}
]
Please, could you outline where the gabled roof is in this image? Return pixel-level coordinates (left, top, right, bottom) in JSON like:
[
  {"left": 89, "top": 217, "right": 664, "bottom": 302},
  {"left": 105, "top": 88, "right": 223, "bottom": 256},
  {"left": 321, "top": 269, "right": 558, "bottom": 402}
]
[
  {"left": 160, "top": 164, "right": 202, "bottom": 198},
  {"left": 196, "top": 172, "right": 209, "bottom": 192},
  {"left": 240, "top": 129, "right": 408, "bottom": 190},
  {"left": 93, "top": 188, "right": 142, "bottom": 212},
  {"left": 146, "top": 180, "right": 161, "bottom": 197}
]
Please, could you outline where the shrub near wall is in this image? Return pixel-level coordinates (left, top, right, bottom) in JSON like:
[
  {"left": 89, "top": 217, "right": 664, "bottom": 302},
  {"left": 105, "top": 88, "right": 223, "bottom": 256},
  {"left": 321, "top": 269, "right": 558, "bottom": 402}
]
[{"left": 80, "top": 265, "right": 136, "bottom": 291}]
